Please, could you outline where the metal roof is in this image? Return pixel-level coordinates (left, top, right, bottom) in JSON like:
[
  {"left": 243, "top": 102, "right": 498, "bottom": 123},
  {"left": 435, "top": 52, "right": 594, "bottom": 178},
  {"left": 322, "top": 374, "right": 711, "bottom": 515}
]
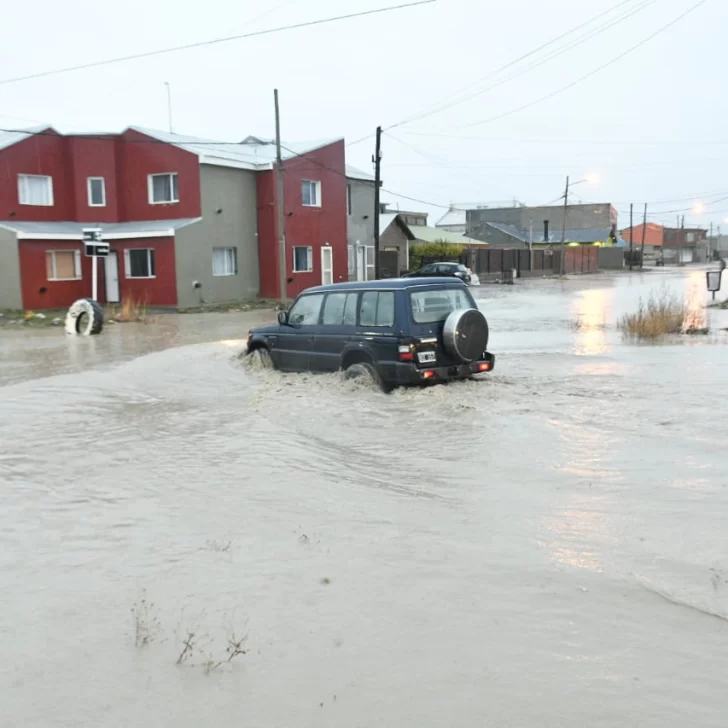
[
  {"left": 0, "top": 125, "right": 56, "bottom": 152},
  {"left": 379, "top": 213, "right": 413, "bottom": 239},
  {"left": 435, "top": 208, "right": 466, "bottom": 227},
  {"left": 129, "top": 126, "right": 342, "bottom": 171},
  {"left": 346, "top": 164, "right": 375, "bottom": 182},
  {"left": 0, "top": 218, "right": 201, "bottom": 240},
  {"left": 304, "top": 277, "right": 468, "bottom": 293},
  {"left": 481, "top": 222, "right": 527, "bottom": 242},
  {"left": 408, "top": 225, "right": 484, "bottom": 246},
  {"left": 532, "top": 226, "right": 615, "bottom": 244}
]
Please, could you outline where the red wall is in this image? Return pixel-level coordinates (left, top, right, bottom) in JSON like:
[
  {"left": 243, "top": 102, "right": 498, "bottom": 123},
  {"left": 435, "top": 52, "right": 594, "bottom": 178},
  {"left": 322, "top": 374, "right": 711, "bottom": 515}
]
[
  {"left": 117, "top": 130, "right": 200, "bottom": 221},
  {"left": 67, "top": 136, "right": 120, "bottom": 222},
  {"left": 18, "top": 236, "right": 177, "bottom": 310},
  {"left": 0, "top": 130, "right": 74, "bottom": 221},
  {"left": 258, "top": 140, "right": 348, "bottom": 299}
]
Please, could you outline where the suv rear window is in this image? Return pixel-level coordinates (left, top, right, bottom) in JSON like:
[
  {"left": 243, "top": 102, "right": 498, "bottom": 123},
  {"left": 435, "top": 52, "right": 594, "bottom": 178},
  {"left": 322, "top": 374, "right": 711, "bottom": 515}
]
[{"left": 410, "top": 287, "right": 476, "bottom": 324}]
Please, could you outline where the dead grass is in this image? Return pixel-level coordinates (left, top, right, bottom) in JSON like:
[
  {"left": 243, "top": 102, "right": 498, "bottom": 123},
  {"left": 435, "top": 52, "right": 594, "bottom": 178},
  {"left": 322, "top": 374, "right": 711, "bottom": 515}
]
[
  {"left": 618, "top": 288, "right": 705, "bottom": 339},
  {"left": 570, "top": 314, "right": 608, "bottom": 332},
  {"left": 131, "top": 593, "right": 162, "bottom": 647},
  {"left": 107, "top": 296, "right": 151, "bottom": 323}
]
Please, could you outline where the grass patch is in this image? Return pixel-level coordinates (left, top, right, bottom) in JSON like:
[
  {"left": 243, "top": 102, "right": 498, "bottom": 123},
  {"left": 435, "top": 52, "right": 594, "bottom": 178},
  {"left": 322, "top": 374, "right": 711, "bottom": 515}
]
[
  {"left": 708, "top": 299, "right": 728, "bottom": 310},
  {"left": 178, "top": 299, "right": 278, "bottom": 314},
  {"left": 106, "top": 296, "right": 151, "bottom": 323},
  {"left": 618, "top": 288, "right": 706, "bottom": 339}
]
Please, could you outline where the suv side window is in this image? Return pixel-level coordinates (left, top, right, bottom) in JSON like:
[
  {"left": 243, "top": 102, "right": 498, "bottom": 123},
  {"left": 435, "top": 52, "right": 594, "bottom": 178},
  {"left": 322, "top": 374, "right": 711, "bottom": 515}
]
[
  {"left": 359, "top": 291, "right": 395, "bottom": 327},
  {"left": 288, "top": 294, "right": 324, "bottom": 325},
  {"left": 322, "top": 292, "right": 359, "bottom": 326}
]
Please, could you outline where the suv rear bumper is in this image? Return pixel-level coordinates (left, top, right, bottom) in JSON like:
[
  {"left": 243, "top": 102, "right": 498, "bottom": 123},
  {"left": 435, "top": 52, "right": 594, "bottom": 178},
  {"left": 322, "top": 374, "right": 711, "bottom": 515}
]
[{"left": 382, "top": 352, "right": 496, "bottom": 386}]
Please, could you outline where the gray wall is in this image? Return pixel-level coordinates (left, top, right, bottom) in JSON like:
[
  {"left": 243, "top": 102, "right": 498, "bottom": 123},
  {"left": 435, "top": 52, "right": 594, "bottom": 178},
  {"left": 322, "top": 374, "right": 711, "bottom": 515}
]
[
  {"left": 468, "top": 204, "right": 614, "bottom": 240},
  {"left": 597, "top": 247, "right": 624, "bottom": 270},
  {"left": 175, "top": 164, "right": 259, "bottom": 308},
  {"left": 0, "top": 227, "right": 22, "bottom": 309},
  {"left": 380, "top": 220, "right": 410, "bottom": 273},
  {"left": 347, "top": 179, "right": 375, "bottom": 248}
]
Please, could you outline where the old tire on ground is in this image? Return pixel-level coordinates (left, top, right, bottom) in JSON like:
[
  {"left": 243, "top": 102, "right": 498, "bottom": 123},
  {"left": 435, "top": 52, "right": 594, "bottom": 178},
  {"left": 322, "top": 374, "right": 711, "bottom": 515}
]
[
  {"left": 343, "top": 362, "right": 390, "bottom": 393},
  {"left": 247, "top": 347, "right": 274, "bottom": 369},
  {"left": 65, "top": 298, "right": 104, "bottom": 336},
  {"left": 442, "top": 308, "right": 489, "bottom": 363}
]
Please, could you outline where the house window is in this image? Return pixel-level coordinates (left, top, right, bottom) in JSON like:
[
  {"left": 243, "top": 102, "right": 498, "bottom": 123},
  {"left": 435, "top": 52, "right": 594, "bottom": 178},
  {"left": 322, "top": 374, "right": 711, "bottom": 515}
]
[
  {"left": 686, "top": 232, "right": 696, "bottom": 243},
  {"left": 212, "top": 247, "right": 238, "bottom": 276},
  {"left": 347, "top": 184, "right": 352, "bottom": 215},
  {"left": 148, "top": 173, "right": 179, "bottom": 204},
  {"left": 359, "top": 291, "right": 395, "bottom": 327},
  {"left": 87, "top": 177, "right": 106, "bottom": 207},
  {"left": 46, "top": 250, "right": 81, "bottom": 281},
  {"left": 18, "top": 174, "right": 53, "bottom": 206},
  {"left": 292, "top": 246, "right": 313, "bottom": 273},
  {"left": 301, "top": 180, "right": 321, "bottom": 207},
  {"left": 124, "top": 249, "right": 156, "bottom": 278}
]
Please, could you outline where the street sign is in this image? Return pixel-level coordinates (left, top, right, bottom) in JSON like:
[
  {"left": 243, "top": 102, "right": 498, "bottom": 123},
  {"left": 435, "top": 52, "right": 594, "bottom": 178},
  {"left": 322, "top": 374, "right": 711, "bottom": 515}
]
[
  {"left": 706, "top": 269, "right": 722, "bottom": 300},
  {"left": 84, "top": 242, "right": 110, "bottom": 257},
  {"left": 82, "top": 228, "right": 103, "bottom": 243}
]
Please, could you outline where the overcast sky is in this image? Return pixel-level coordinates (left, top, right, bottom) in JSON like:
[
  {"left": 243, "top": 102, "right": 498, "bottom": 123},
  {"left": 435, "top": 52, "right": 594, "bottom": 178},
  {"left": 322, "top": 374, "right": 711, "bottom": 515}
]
[{"left": 1, "top": 0, "right": 724, "bottom": 230}]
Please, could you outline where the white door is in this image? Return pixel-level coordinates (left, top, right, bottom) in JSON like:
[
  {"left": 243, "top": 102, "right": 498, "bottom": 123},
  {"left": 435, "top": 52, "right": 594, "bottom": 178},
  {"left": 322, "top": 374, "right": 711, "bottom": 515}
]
[
  {"left": 356, "top": 246, "right": 366, "bottom": 282},
  {"left": 105, "top": 251, "right": 120, "bottom": 303},
  {"left": 321, "top": 246, "right": 334, "bottom": 285}
]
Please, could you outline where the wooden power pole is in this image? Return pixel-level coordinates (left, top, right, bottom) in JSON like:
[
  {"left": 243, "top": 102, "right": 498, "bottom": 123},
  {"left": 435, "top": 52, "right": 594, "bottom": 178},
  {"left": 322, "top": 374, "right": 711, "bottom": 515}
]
[
  {"left": 629, "top": 203, "right": 634, "bottom": 271},
  {"left": 373, "top": 126, "right": 383, "bottom": 279},
  {"left": 274, "top": 89, "right": 287, "bottom": 307},
  {"left": 559, "top": 175, "right": 569, "bottom": 276},
  {"left": 640, "top": 203, "right": 647, "bottom": 269}
]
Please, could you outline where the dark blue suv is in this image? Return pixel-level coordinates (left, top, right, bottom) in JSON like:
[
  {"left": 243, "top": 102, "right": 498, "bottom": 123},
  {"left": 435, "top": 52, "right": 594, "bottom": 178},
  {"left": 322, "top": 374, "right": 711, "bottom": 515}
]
[{"left": 245, "top": 278, "right": 495, "bottom": 392}]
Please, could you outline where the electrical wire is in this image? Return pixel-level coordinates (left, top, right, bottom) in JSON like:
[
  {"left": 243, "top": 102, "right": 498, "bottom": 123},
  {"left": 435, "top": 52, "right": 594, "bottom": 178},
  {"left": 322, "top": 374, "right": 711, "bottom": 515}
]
[
  {"left": 0, "top": 1, "right": 437, "bottom": 86},
  {"left": 388, "top": 0, "right": 657, "bottom": 131},
  {"left": 464, "top": 0, "right": 709, "bottom": 128}
]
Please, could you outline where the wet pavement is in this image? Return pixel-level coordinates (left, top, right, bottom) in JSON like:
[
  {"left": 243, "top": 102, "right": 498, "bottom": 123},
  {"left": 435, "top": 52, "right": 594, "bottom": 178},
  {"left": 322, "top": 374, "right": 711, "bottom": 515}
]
[{"left": 1, "top": 268, "right": 728, "bottom": 727}]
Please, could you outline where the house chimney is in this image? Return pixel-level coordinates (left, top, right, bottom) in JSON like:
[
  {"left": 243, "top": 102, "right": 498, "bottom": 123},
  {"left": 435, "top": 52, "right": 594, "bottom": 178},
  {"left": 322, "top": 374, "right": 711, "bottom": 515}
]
[{"left": 543, "top": 220, "right": 549, "bottom": 242}]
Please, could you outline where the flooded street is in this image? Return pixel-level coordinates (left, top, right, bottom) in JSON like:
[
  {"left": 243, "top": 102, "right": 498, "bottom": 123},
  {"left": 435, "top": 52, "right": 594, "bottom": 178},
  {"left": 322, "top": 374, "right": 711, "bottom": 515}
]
[{"left": 2, "top": 268, "right": 728, "bottom": 727}]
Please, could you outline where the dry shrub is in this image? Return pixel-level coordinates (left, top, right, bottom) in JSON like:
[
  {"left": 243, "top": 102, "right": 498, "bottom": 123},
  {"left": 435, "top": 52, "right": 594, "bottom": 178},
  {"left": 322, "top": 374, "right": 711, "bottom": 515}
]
[
  {"left": 107, "top": 296, "right": 150, "bottom": 323},
  {"left": 618, "top": 288, "right": 701, "bottom": 339}
]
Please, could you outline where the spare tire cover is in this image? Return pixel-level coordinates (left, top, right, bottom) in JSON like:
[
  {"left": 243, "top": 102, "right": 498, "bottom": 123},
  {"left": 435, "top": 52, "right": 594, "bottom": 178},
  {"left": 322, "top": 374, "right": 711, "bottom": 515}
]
[
  {"left": 442, "top": 308, "right": 488, "bottom": 363},
  {"left": 65, "top": 298, "right": 104, "bottom": 336}
]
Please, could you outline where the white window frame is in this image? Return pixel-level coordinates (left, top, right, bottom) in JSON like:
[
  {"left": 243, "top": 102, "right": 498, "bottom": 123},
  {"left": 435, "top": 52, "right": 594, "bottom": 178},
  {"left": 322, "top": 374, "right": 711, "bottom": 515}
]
[
  {"left": 46, "top": 250, "right": 82, "bottom": 281},
  {"left": 147, "top": 173, "right": 179, "bottom": 205},
  {"left": 18, "top": 174, "right": 54, "bottom": 206},
  {"left": 87, "top": 177, "right": 106, "bottom": 207},
  {"left": 212, "top": 247, "right": 238, "bottom": 277},
  {"left": 124, "top": 248, "right": 156, "bottom": 279},
  {"left": 301, "top": 180, "right": 321, "bottom": 208},
  {"left": 292, "top": 245, "right": 313, "bottom": 273}
]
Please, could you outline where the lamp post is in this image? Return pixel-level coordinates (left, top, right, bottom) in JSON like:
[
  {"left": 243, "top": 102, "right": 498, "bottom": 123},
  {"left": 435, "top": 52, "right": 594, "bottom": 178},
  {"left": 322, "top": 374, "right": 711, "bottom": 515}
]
[{"left": 558, "top": 174, "right": 599, "bottom": 276}]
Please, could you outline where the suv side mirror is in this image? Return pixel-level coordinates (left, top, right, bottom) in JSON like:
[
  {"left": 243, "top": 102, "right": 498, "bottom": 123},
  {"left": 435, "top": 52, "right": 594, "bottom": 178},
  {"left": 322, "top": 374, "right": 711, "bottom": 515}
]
[{"left": 277, "top": 311, "right": 289, "bottom": 325}]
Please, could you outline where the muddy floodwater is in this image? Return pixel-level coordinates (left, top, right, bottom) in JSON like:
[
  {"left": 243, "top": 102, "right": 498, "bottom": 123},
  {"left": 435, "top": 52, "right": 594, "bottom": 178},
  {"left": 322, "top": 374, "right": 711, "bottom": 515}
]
[{"left": 2, "top": 268, "right": 728, "bottom": 727}]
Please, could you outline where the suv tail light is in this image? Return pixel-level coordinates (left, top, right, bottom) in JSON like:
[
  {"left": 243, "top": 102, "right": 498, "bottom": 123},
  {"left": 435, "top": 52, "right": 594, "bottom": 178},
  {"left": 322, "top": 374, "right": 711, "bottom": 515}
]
[{"left": 398, "top": 340, "right": 414, "bottom": 361}]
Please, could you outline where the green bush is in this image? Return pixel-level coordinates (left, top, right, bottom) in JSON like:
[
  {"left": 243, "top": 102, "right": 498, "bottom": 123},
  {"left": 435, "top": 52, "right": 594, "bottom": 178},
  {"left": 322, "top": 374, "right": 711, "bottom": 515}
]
[{"left": 408, "top": 242, "right": 465, "bottom": 272}]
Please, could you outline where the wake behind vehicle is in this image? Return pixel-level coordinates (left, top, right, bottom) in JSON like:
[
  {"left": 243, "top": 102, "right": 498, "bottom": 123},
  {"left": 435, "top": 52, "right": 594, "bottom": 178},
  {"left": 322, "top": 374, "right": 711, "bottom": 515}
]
[{"left": 245, "top": 278, "right": 495, "bottom": 392}]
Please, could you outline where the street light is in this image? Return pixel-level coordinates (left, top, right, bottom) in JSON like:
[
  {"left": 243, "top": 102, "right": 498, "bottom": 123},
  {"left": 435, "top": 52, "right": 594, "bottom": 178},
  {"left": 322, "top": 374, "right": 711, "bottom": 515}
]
[{"left": 559, "top": 174, "right": 599, "bottom": 276}]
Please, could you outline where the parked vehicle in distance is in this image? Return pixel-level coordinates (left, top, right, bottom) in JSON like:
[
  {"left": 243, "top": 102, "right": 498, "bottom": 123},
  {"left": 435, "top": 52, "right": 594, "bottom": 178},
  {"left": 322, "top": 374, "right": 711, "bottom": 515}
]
[
  {"left": 404, "top": 262, "right": 472, "bottom": 285},
  {"left": 245, "top": 279, "right": 495, "bottom": 392}
]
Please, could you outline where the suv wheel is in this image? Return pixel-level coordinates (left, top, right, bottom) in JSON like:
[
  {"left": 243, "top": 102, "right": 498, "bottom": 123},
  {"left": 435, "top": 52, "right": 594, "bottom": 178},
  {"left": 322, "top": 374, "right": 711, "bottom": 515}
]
[
  {"left": 248, "top": 347, "right": 274, "bottom": 369},
  {"left": 343, "top": 362, "right": 391, "bottom": 393}
]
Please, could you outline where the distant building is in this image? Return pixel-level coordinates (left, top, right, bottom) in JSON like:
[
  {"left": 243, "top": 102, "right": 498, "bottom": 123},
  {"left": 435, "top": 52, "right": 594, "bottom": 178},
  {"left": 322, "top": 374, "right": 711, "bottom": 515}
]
[
  {"left": 467, "top": 202, "right": 619, "bottom": 249},
  {"left": 346, "top": 164, "right": 376, "bottom": 281},
  {"left": 620, "top": 222, "right": 664, "bottom": 258}
]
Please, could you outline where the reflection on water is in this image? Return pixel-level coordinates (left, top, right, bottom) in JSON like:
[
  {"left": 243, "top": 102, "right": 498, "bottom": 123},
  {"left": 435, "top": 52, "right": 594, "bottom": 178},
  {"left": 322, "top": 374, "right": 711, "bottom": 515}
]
[{"left": 2, "top": 269, "right": 728, "bottom": 727}]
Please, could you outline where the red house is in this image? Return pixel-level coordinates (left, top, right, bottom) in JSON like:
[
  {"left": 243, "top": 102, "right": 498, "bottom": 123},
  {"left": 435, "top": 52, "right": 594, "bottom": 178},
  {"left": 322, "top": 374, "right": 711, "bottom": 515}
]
[{"left": 0, "top": 125, "right": 349, "bottom": 311}]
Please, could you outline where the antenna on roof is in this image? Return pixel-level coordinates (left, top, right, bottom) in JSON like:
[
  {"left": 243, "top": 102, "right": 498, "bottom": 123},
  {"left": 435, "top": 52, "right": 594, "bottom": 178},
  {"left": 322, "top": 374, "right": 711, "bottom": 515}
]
[{"left": 164, "top": 82, "right": 173, "bottom": 134}]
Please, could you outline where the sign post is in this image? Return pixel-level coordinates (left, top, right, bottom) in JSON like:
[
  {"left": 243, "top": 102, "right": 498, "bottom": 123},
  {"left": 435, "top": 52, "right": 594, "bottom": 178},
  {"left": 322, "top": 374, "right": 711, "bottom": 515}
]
[{"left": 82, "top": 228, "right": 108, "bottom": 301}]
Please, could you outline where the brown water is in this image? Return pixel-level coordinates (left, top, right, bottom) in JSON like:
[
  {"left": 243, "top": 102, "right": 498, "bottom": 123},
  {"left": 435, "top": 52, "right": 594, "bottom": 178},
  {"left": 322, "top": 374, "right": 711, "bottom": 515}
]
[{"left": 2, "top": 268, "right": 728, "bottom": 727}]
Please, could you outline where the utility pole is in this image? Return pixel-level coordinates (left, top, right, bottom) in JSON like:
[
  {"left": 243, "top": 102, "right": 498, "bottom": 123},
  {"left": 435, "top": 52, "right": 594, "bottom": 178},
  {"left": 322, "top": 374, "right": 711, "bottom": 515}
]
[
  {"left": 709, "top": 220, "right": 713, "bottom": 261},
  {"left": 640, "top": 203, "right": 647, "bottom": 269},
  {"left": 559, "top": 175, "right": 569, "bottom": 276},
  {"left": 164, "top": 82, "right": 173, "bottom": 133},
  {"left": 274, "top": 89, "right": 287, "bottom": 307},
  {"left": 680, "top": 214, "right": 685, "bottom": 266},
  {"left": 629, "top": 203, "right": 634, "bottom": 271},
  {"left": 373, "top": 126, "right": 383, "bottom": 279}
]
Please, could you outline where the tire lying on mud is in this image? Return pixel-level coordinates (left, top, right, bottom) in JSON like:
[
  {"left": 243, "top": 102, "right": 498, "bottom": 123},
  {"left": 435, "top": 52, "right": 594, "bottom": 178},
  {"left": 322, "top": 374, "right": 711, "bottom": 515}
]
[
  {"left": 65, "top": 298, "right": 104, "bottom": 336},
  {"left": 442, "top": 308, "right": 489, "bottom": 363},
  {"left": 343, "top": 362, "right": 391, "bottom": 393}
]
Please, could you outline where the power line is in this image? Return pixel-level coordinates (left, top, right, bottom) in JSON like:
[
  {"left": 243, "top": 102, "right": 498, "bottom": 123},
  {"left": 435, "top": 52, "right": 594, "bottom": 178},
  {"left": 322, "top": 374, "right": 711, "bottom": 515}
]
[
  {"left": 464, "top": 0, "right": 709, "bottom": 128},
  {"left": 0, "top": 1, "right": 437, "bottom": 86},
  {"left": 388, "top": 0, "right": 657, "bottom": 130}
]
